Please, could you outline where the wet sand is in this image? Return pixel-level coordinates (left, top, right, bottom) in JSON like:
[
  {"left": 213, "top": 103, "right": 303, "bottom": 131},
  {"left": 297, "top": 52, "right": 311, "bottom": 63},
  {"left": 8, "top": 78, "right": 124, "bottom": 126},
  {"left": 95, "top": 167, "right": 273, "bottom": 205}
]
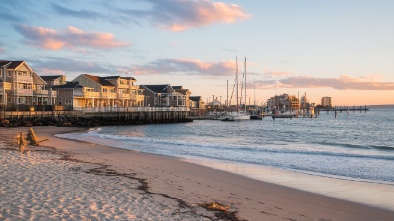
[{"left": 1, "top": 126, "right": 393, "bottom": 221}]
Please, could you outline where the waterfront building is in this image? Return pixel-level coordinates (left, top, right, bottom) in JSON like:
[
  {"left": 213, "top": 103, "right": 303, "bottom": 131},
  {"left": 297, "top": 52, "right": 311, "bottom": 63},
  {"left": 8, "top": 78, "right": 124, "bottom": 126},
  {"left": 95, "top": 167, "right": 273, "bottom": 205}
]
[
  {"left": 44, "top": 74, "right": 144, "bottom": 110},
  {"left": 70, "top": 74, "right": 144, "bottom": 108},
  {"left": 140, "top": 84, "right": 190, "bottom": 107},
  {"left": 189, "top": 96, "right": 206, "bottom": 116},
  {"left": 321, "top": 97, "right": 332, "bottom": 108},
  {"left": 266, "top": 94, "right": 299, "bottom": 112},
  {"left": 172, "top": 86, "right": 192, "bottom": 107},
  {"left": 0, "top": 60, "right": 56, "bottom": 105}
]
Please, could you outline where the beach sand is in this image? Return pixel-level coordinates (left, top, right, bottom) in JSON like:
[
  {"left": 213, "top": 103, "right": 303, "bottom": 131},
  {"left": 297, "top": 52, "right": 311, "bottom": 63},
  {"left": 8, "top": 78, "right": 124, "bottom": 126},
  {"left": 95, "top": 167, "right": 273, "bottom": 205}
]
[{"left": 1, "top": 126, "right": 393, "bottom": 221}]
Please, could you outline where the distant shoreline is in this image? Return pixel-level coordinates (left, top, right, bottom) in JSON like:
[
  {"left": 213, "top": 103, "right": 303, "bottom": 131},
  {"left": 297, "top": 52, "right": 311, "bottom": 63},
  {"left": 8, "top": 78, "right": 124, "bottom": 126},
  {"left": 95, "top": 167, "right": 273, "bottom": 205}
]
[{"left": 368, "top": 104, "right": 394, "bottom": 109}]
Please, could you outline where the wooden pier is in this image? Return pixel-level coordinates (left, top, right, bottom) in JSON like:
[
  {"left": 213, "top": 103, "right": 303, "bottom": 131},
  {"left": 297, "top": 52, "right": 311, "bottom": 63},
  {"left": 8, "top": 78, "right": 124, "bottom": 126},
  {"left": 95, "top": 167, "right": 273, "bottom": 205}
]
[{"left": 316, "top": 105, "right": 369, "bottom": 113}]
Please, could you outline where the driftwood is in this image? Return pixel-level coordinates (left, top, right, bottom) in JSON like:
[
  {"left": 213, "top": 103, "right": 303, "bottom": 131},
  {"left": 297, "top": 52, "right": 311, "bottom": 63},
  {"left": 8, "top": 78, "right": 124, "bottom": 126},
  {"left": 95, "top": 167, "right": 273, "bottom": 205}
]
[
  {"left": 17, "top": 132, "right": 28, "bottom": 153},
  {"left": 27, "top": 128, "right": 48, "bottom": 146}
]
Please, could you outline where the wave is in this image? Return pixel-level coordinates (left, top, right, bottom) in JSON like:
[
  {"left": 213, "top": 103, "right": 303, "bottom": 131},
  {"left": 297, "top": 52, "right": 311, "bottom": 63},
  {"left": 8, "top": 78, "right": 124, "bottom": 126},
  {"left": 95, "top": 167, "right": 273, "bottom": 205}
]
[
  {"left": 370, "top": 145, "right": 394, "bottom": 151},
  {"left": 61, "top": 132, "right": 394, "bottom": 162},
  {"left": 312, "top": 141, "right": 394, "bottom": 151}
]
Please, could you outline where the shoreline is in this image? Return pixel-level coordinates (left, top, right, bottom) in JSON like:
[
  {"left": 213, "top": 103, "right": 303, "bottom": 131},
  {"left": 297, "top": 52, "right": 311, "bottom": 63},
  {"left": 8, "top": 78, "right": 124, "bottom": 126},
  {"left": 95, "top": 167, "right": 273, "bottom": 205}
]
[{"left": 1, "top": 126, "right": 394, "bottom": 220}]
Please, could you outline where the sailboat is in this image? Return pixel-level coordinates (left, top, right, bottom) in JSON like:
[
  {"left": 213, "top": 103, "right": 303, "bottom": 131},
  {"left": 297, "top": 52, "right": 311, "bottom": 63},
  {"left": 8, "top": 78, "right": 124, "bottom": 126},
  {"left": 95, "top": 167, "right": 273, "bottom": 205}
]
[{"left": 220, "top": 57, "right": 250, "bottom": 121}]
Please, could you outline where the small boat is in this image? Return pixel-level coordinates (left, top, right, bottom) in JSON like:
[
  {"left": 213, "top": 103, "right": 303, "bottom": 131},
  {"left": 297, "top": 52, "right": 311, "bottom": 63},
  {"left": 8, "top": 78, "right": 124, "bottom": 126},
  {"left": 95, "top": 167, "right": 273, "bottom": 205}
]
[{"left": 221, "top": 111, "right": 250, "bottom": 121}]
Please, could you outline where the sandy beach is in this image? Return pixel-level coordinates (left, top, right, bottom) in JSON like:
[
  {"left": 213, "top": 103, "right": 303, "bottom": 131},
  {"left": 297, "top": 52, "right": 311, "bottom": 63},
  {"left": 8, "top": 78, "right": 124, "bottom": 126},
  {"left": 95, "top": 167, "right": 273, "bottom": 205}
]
[{"left": 1, "top": 126, "right": 394, "bottom": 221}]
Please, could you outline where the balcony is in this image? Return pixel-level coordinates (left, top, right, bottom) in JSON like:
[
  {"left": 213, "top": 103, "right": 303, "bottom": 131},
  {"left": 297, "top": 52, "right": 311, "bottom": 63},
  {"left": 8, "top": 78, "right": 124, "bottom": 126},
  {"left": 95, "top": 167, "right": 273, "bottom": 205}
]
[
  {"left": 12, "top": 75, "right": 34, "bottom": 83},
  {"left": 130, "top": 94, "right": 144, "bottom": 101},
  {"left": 101, "top": 92, "right": 117, "bottom": 99},
  {"left": 0, "top": 82, "right": 12, "bottom": 91},
  {"left": 34, "top": 90, "right": 57, "bottom": 97},
  {"left": 16, "top": 88, "right": 34, "bottom": 96},
  {"left": 83, "top": 91, "right": 100, "bottom": 98},
  {"left": 118, "top": 93, "right": 130, "bottom": 99}
]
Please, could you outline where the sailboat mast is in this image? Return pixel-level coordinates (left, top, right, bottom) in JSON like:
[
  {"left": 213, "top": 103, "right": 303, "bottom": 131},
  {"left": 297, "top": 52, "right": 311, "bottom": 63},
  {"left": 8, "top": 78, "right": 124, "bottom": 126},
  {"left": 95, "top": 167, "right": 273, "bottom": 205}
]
[
  {"left": 244, "top": 57, "right": 247, "bottom": 112},
  {"left": 226, "top": 80, "right": 229, "bottom": 111},
  {"left": 236, "top": 57, "right": 238, "bottom": 110}
]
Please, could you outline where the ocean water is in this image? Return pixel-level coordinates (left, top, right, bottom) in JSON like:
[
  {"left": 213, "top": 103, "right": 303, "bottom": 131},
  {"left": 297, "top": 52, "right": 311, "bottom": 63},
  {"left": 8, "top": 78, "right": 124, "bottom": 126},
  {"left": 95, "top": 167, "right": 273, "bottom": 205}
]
[{"left": 57, "top": 109, "right": 394, "bottom": 184}]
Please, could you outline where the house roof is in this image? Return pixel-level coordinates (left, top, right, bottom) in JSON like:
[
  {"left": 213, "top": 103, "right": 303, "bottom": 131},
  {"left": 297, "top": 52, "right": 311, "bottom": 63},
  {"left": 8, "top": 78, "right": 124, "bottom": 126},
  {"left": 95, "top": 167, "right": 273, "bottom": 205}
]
[
  {"left": 175, "top": 89, "right": 191, "bottom": 95},
  {"left": 7, "top": 61, "right": 24, "bottom": 69},
  {"left": 141, "top": 84, "right": 172, "bottom": 94},
  {"left": 51, "top": 82, "right": 83, "bottom": 89},
  {"left": 0, "top": 60, "right": 24, "bottom": 69},
  {"left": 0, "top": 60, "right": 12, "bottom": 66},
  {"left": 103, "top": 76, "right": 136, "bottom": 80},
  {"left": 172, "top": 86, "right": 183, "bottom": 90},
  {"left": 190, "top": 96, "right": 202, "bottom": 101},
  {"left": 40, "top": 75, "right": 63, "bottom": 81},
  {"left": 84, "top": 74, "right": 115, "bottom": 87}
]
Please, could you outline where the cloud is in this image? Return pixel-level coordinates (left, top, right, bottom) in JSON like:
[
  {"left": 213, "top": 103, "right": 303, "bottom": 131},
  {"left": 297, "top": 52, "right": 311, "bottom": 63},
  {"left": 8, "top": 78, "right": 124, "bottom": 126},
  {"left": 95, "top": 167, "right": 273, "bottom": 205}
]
[
  {"left": 0, "top": 1, "right": 27, "bottom": 22},
  {"left": 0, "top": 11, "right": 22, "bottom": 22},
  {"left": 27, "top": 57, "right": 238, "bottom": 79},
  {"left": 51, "top": 3, "right": 101, "bottom": 20},
  {"left": 277, "top": 75, "right": 394, "bottom": 90},
  {"left": 117, "top": 0, "right": 251, "bottom": 31},
  {"left": 130, "top": 58, "right": 235, "bottom": 77},
  {"left": 0, "top": 48, "right": 4, "bottom": 53},
  {"left": 15, "top": 25, "right": 130, "bottom": 51},
  {"left": 263, "top": 69, "right": 292, "bottom": 76},
  {"left": 28, "top": 57, "right": 118, "bottom": 75}
]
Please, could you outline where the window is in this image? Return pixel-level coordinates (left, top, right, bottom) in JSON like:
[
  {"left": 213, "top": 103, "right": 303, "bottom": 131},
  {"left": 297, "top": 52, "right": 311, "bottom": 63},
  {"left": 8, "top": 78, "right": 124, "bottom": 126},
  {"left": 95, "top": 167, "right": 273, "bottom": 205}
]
[
  {"left": 8, "top": 71, "right": 11, "bottom": 77},
  {"left": 103, "top": 88, "right": 108, "bottom": 92},
  {"left": 0, "top": 70, "right": 2, "bottom": 77},
  {"left": 65, "top": 99, "right": 72, "bottom": 105}
]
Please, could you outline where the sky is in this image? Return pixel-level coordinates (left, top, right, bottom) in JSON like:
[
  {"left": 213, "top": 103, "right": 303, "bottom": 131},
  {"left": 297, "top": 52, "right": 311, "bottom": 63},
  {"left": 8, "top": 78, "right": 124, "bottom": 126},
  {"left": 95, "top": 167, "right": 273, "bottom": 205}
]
[{"left": 1, "top": 0, "right": 394, "bottom": 106}]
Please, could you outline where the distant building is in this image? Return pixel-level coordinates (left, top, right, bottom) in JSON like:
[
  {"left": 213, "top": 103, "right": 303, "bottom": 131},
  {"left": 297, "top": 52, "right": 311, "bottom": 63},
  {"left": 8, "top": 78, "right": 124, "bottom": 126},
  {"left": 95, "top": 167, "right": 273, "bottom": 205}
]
[
  {"left": 300, "top": 95, "right": 309, "bottom": 109},
  {"left": 266, "top": 93, "right": 299, "bottom": 112},
  {"left": 189, "top": 96, "right": 204, "bottom": 109},
  {"left": 189, "top": 96, "right": 206, "bottom": 116},
  {"left": 210, "top": 97, "right": 221, "bottom": 106},
  {"left": 321, "top": 97, "right": 332, "bottom": 107}
]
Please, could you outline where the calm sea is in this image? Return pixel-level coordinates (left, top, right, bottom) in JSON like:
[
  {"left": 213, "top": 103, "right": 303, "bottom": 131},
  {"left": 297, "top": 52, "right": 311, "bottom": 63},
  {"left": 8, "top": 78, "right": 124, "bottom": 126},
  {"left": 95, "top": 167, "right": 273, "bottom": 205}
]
[{"left": 57, "top": 109, "right": 394, "bottom": 184}]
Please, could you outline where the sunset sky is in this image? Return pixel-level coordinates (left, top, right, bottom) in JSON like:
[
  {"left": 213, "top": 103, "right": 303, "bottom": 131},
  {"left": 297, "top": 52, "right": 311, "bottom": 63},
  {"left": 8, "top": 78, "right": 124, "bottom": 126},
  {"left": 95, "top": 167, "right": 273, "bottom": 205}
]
[{"left": 1, "top": 0, "right": 393, "bottom": 105}]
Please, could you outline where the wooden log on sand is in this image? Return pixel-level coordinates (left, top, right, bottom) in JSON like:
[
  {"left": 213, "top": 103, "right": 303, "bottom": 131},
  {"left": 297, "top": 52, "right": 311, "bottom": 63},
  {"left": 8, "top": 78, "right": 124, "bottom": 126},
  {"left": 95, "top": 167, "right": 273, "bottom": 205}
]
[
  {"left": 27, "top": 128, "right": 48, "bottom": 146},
  {"left": 17, "top": 132, "right": 28, "bottom": 153}
]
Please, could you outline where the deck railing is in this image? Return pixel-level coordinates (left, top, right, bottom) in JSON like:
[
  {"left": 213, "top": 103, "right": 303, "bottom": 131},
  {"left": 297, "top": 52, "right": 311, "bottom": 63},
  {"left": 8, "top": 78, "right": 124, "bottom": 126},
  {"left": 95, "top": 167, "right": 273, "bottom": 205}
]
[{"left": 73, "top": 106, "right": 190, "bottom": 112}]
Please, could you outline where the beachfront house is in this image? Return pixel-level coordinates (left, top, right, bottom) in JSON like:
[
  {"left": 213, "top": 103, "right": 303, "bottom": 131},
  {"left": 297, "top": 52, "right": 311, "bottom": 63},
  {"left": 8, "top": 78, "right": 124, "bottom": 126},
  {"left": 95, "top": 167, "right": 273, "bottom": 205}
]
[
  {"left": 172, "top": 86, "right": 192, "bottom": 107},
  {"left": 50, "top": 81, "right": 85, "bottom": 109},
  {"left": 68, "top": 74, "right": 144, "bottom": 109},
  {"left": 0, "top": 60, "right": 56, "bottom": 105},
  {"left": 189, "top": 96, "right": 206, "bottom": 116},
  {"left": 140, "top": 84, "right": 190, "bottom": 107},
  {"left": 40, "top": 75, "right": 66, "bottom": 87}
]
